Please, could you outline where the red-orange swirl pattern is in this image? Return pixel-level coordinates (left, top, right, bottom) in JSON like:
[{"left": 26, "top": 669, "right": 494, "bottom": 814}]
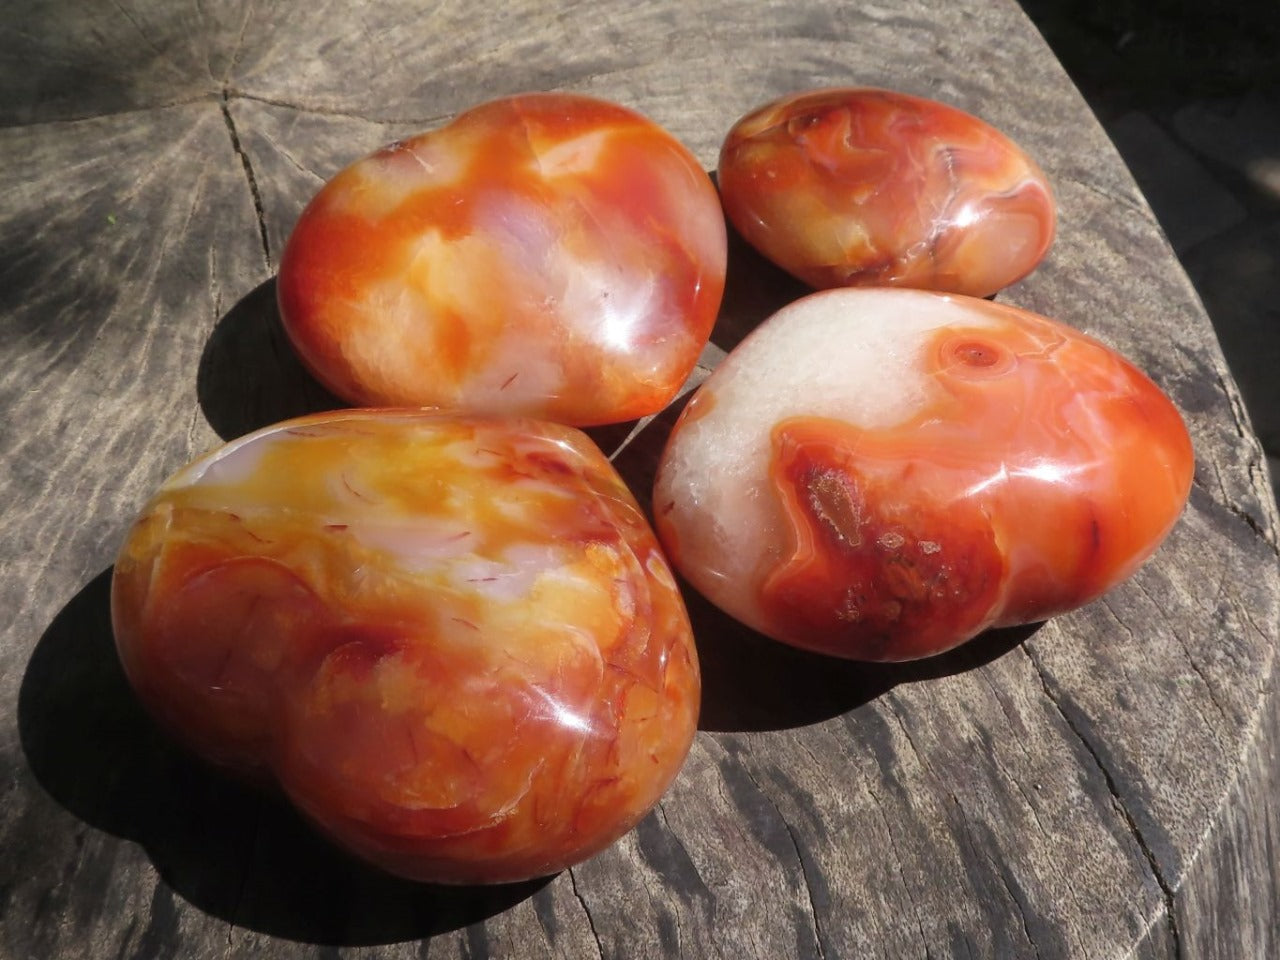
[
  {"left": 112, "top": 411, "right": 699, "bottom": 883},
  {"left": 718, "top": 88, "right": 1056, "bottom": 298},
  {"left": 654, "top": 290, "right": 1193, "bottom": 661},
  {"left": 278, "top": 93, "right": 727, "bottom": 427}
]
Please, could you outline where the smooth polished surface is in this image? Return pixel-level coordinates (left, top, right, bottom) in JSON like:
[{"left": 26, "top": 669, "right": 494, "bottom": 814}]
[
  {"left": 278, "top": 93, "right": 727, "bottom": 427},
  {"left": 111, "top": 410, "right": 699, "bottom": 884},
  {"left": 655, "top": 289, "right": 1193, "bottom": 661},
  {"left": 718, "top": 88, "right": 1056, "bottom": 298}
]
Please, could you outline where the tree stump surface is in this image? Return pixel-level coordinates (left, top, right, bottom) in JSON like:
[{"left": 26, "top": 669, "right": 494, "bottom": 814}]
[{"left": 3, "top": 2, "right": 1278, "bottom": 958}]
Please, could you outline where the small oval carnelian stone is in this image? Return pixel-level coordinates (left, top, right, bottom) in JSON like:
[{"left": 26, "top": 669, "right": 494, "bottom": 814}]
[{"left": 718, "top": 88, "right": 1056, "bottom": 298}]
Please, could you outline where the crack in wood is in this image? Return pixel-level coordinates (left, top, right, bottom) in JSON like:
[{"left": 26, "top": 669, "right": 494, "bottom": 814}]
[
  {"left": 780, "top": 816, "right": 827, "bottom": 960},
  {"left": 653, "top": 801, "right": 715, "bottom": 911},
  {"left": 1021, "top": 645, "right": 1185, "bottom": 959},
  {"left": 1130, "top": 581, "right": 1238, "bottom": 733},
  {"left": 879, "top": 697, "right": 990, "bottom": 960},
  {"left": 1197, "top": 462, "right": 1230, "bottom": 512},
  {"left": 0, "top": 93, "right": 216, "bottom": 129},
  {"left": 221, "top": 0, "right": 255, "bottom": 87},
  {"left": 184, "top": 404, "right": 204, "bottom": 458},
  {"left": 862, "top": 777, "right": 933, "bottom": 959},
  {"left": 975, "top": 671, "right": 1057, "bottom": 843},
  {"left": 1226, "top": 493, "right": 1279, "bottom": 553},
  {"left": 631, "top": 832, "right": 685, "bottom": 958},
  {"left": 1208, "top": 371, "right": 1280, "bottom": 549},
  {"left": 1194, "top": 464, "right": 1279, "bottom": 558},
  {"left": 0, "top": 87, "right": 446, "bottom": 133},
  {"left": 118, "top": 115, "right": 208, "bottom": 208},
  {"left": 731, "top": 758, "right": 831, "bottom": 960},
  {"left": 567, "top": 867, "right": 606, "bottom": 960},
  {"left": 222, "top": 794, "right": 263, "bottom": 956},
  {"left": 218, "top": 91, "right": 272, "bottom": 270},
  {"left": 981, "top": 831, "right": 1043, "bottom": 960},
  {"left": 923, "top": 765, "right": 1044, "bottom": 960},
  {"left": 1215, "top": 373, "right": 1250, "bottom": 442},
  {"left": 209, "top": 243, "right": 223, "bottom": 319},
  {"left": 1062, "top": 173, "right": 1146, "bottom": 216},
  {"left": 883, "top": 692, "right": 1080, "bottom": 958},
  {"left": 225, "top": 88, "right": 458, "bottom": 127},
  {"left": 108, "top": 0, "right": 186, "bottom": 80},
  {"left": 260, "top": 130, "right": 326, "bottom": 184}
]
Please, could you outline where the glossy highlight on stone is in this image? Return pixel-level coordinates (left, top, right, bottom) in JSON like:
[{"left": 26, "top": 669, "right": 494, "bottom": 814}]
[
  {"left": 718, "top": 87, "right": 1056, "bottom": 298},
  {"left": 654, "top": 289, "right": 1193, "bottom": 662},
  {"left": 277, "top": 93, "right": 727, "bottom": 427},
  {"left": 111, "top": 410, "right": 700, "bottom": 883}
]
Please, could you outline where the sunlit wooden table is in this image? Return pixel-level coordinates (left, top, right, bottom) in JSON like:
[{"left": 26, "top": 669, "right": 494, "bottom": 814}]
[{"left": 3, "top": 1, "right": 1278, "bottom": 956}]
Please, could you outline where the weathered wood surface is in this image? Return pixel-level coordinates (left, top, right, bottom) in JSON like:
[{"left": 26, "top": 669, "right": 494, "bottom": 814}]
[{"left": 2, "top": 1, "right": 1278, "bottom": 957}]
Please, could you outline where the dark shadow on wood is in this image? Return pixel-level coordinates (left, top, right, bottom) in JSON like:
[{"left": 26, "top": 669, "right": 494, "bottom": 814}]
[
  {"left": 1017, "top": 0, "right": 1279, "bottom": 106},
  {"left": 608, "top": 390, "right": 695, "bottom": 517},
  {"left": 0, "top": 3, "right": 209, "bottom": 126},
  {"left": 708, "top": 169, "right": 813, "bottom": 354},
  {"left": 691, "top": 577, "right": 1044, "bottom": 733},
  {"left": 198, "top": 277, "right": 344, "bottom": 442},
  {"left": 18, "top": 569, "right": 549, "bottom": 946},
  {"left": 582, "top": 417, "right": 642, "bottom": 459}
]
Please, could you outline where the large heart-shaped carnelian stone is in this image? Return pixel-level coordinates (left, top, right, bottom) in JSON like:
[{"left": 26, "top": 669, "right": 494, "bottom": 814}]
[{"left": 113, "top": 411, "right": 699, "bottom": 883}]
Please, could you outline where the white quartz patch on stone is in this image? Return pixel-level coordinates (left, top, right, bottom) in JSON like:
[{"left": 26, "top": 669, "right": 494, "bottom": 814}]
[{"left": 656, "top": 288, "right": 999, "bottom": 614}]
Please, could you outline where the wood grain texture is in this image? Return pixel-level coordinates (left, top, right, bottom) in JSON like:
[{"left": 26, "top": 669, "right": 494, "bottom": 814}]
[
  {"left": 0, "top": 0, "right": 254, "bottom": 125},
  {"left": 2, "top": 1, "right": 1277, "bottom": 957}
]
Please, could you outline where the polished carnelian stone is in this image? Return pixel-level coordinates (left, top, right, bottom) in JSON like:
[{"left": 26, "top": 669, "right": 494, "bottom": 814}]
[
  {"left": 277, "top": 93, "right": 727, "bottom": 427},
  {"left": 653, "top": 289, "right": 1193, "bottom": 661},
  {"left": 718, "top": 88, "right": 1056, "bottom": 298},
  {"left": 112, "top": 411, "right": 699, "bottom": 883}
]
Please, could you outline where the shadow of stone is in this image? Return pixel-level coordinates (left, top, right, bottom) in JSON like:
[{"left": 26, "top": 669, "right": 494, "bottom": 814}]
[
  {"left": 582, "top": 417, "right": 643, "bottom": 459},
  {"left": 710, "top": 178, "right": 813, "bottom": 354},
  {"left": 18, "top": 569, "right": 548, "bottom": 946},
  {"left": 608, "top": 392, "right": 693, "bottom": 517},
  {"left": 197, "top": 277, "right": 344, "bottom": 441},
  {"left": 687, "top": 574, "right": 1043, "bottom": 732}
]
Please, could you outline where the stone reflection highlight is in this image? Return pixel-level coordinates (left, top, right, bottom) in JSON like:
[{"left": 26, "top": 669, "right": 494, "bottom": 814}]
[
  {"left": 654, "top": 290, "right": 1193, "bottom": 661},
  {"left": 278, "top": 93, "right": 727, "bottom": 427},
  {"left": 718, "top": 87, "right": 1056, "bottom": 298},
  {"left": 112, "top": 411, "right": 700, "bottom": 883}
]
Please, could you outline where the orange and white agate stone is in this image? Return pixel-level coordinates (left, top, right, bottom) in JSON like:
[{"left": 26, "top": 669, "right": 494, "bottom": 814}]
[
  {"left": 111, "top": 410, "right": 699, "bottom": 883},
  {"left": 278, "top": 93, "right": 727, "bottom": 427},
  {"left": 654, "top": 290, "right": 1193, "bottom": 662},
  {"left": 718, "top": 88, "right": 1056, "bottom": 298}
]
